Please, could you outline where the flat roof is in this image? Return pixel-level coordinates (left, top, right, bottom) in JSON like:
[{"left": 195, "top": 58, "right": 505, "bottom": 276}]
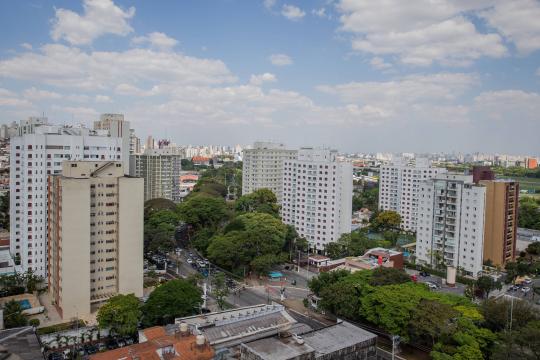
[
  {"left": 241, "top": 336, "right": 315, "bottom": 360},
  {"left": 302, "top": 321, "right": 377, "bottom": 356},
  {"left": 0, "top": 326, "right": 43, "bottom": 360}
]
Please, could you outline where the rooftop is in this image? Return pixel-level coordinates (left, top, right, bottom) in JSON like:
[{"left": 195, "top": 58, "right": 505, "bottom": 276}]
[
  {"left": 302, "top": 321, "right": 377, "bottom": 356},
  {"left": 0, "top": 326, "right": 43, "bottom": 360}
]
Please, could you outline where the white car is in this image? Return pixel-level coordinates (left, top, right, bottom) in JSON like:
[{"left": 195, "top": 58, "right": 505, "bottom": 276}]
[
  {"left": 426, "top": 282, "right": 438, "bottom": 290},
  {"left": 523, "top": 278, "right": 532, "bottom": 285},
  {"left": 521, "top": 287, "right": 531, "bottom": 293},
  {"left": 187, "top": 258, "right": 193, "bottom": 264}
]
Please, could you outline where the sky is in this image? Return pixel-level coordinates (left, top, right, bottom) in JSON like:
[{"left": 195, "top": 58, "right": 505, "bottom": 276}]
[{"left": 0, "top": 0, "right": 539, "bottom": 155}]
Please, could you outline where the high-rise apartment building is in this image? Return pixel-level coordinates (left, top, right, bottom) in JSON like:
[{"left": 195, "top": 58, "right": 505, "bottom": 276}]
[
  {"left": 281, "top": 148, "right": 352, "bottom": 252},
  {"left": 129, "top": 149, "right": 182, "bottom": 202},
  {"left": 242, "top": 142, "right": 297, "bottom": 202},
  {"left": 10, "top": 122, "right": 123, "bottom": 277},
  {"left": 416, "top": 174, "right": 486, "bottom": 277},
  {"left": 378, "top": 158, "right": 447, "bottom": 231},
  {"left": 481, "top": 180, "right": 518, "bottom": 267},
  {"left": 129, "top": 128, "right": 141, "bottom": 155},
  {"left": 48, "top": 161, "right": 143, "bottom": 319},
  {"left": 94, "top": 114, "right": 131, "bottom": 173}
]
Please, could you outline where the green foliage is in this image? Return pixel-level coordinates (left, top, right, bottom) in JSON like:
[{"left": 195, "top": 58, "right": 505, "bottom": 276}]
[
  {"left": 144, "top": 209, "right": 179, "bottom": 253},
  {"left": 212, "top": 273, "right": 229, "bottom": 310},
  {"left": 142, "top": 279, "right": 201, "bottom": 326},
  {"left": 235, "top": 189, "right": 279, "bottom": 217},
  {"left": 177, "top": 195, "right": 228, "bottom": 230},
  {"left": 0, "top": 269, "right": 44, "bottom": 297},
  {"left": 97, "top": 294, "right": 141, "bottom": 336},
  {"left": 29, "top": 318, "right": 40, "bottom": 327},
  {"left": 408, "top": 299, "right": 458, "bottom": 347},
  {"left": 207, "top": 212, "right": 287, "bottom": 273},
  {"left": 352, "top": 187, "right": 379, "bottom": 212},
  {"left": 526, "top": 241, "right": 540, "bottom": 255},
  {"left": 370, "top": 210, "right": 401, "bottom": 231},
  {"left": 475, "top": 275, "right": 502, "bottom": 299},
  {"left": 180, "top": 159, "right": 195, "bottom": 170},
  {"left": 3, "top": 300, "right": 28, "bottom": 329},
  {"left": 308, "top": 269, "right": 352, "bottom": 296},
  {"left": 480, "top": 298, "right": 538, "bottom": 333},
  {"left": 0, "top": 192, "right": 9, "bottom": 230},
  {"left": 324, "top": 230, "right": 381, "bottom": 259},
  {"left": 250, "top": 254, "right": 286, "bottom": 275},
  {"left": 369, "top": 267, "right": 411, "bottom": 286},
  {"left": 518, "top": 197, "right": 540, "bottom": 230},
  {"left": 144, "top": 198, "right": 177, "bottom": 217}
]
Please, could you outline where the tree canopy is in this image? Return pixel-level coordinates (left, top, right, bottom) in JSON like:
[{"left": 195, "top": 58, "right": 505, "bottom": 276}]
[
  {"left": 97, "top": 294, "right": 141, "bottom": 336},
  {"left": 142, "top": 279, "right": 201, "bottom": 326},
  {"left": 371, "top": 210, "right": 401, "bottom": 231},
  {"left": 235, "top": 189, "right": 279, "bottom": 217},
  {"left": 3, "top": 300, "right": 27, "bottom": 329}
]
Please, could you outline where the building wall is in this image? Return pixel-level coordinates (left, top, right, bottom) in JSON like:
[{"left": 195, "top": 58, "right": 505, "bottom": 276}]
[
  {"left": 242, "top": 142, "right": 297, "bottom": 202},
  {"left": 94, "top": 114, "right": 131, "bottom": 173},
  {"left": 281, "top": 148, "right": 352, "bottom": 251},
  {"left": 10, "top": 128, "right": 123, "bottom": 277},
  {"left": 416, "top": 174, "right": 486, "bottom": 277},
  {"left": 129, "top": 154, "right": 182, "bottom": 202},
  {"left": 481, "top": 180, "right": 518, "bottom": 266},
  {"left": 117, "top": 177, "right": 144, "bottom": 297},
  {"left": 47, "top": 162, "right": 143, "bottom": 318},
  {"left": 378, "top": 159, "right": 447, "bottom": 231},
  {"left": 49, "top": 178, "right": 91, "bottom": 319}
]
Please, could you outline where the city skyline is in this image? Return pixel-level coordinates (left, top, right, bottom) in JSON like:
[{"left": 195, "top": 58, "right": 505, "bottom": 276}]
[{"left": 0, "top": 0, "right": 539, "bottom": 153}]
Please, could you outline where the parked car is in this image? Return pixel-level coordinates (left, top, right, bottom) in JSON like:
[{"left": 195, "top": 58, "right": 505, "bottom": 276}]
[
  {"left": 419, "top": 271, "right": 430, "bottom": 277},
  {"left": 523, "top": 278, "right": 532, "bottom": 285},
  {"left": 187, "top": 258, "right": 193, "bottom": 264},
  {"left": 426, "top": 282, "right": 438, "bottom": 290},
  {"left": 521, "top": 287, "right": 531, "bottom": 293}
]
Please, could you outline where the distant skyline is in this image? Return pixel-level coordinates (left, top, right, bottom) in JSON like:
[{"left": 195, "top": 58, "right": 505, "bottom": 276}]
[{"left": 0, "top": 0, "right": 539, "bottom": 154}]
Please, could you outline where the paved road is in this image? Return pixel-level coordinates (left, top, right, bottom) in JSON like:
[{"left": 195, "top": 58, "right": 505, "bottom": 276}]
[{"left": 405, "top": 268, "right": 466, "bottom": 296}]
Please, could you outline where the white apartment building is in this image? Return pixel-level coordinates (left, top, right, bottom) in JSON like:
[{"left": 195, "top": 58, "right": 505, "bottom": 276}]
[
  {"left": 48, "top": 161, "right": 143, "bottom": 319},
  {"left": 281, "top": 148, "right": 353, "bottom": 252},
  {"left": 378, "top": 158, "right": 447, "bottom": 231},
  {"left": 242, "top": 142, "right": 297, "bottom": 202},
  {"left": 94, "top": 114, "right": 131, "bottom": 173},
  {"left": 129, "top": 149, "right": 182, "bottom": 202},
  {"left": 416, "top": 174, "right": 486, "bottom": 277},
  {"left": 10, "top": 122, "right": 123, "bottom": 277}
]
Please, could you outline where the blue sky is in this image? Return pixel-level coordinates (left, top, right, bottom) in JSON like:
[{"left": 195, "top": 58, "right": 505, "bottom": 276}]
[{"left": 0, "top": 0, "right": 539, "bottom": 154}]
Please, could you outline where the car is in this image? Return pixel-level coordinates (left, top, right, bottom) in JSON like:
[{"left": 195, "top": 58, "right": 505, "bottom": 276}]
[
  {"left": 186, "top": 258, "right": 193, "bottom": 264},
  {"left": 509, "top": 285, "right": 520, "bottom": 291},
  {"left": 521, "top": 287, "right": 531, "bottom": 293},
  {"left": 523, "top": 278, "right": 532, "bottom": 285},
  {"left": 419, "top": 271, "right": 429, "bottom": 277},
  {"left": 48, "top": 352, "right": 64, "bottom": 360},
  {"left": 426, "top": 282, "right": 438, "bottom": 290}
]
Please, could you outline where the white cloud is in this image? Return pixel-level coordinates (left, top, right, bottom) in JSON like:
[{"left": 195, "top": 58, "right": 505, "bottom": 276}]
[
  {"left": 95, "top": 95, "right": 112, "bottom": 103},
  {"left": 480, "top": 0, "right": 540, "bottom": 54},
  {"left": 474, "top": 89, "right": 540, "bottom": 121},
  {"left": 20, "top": 43, "right": 32, "bottom": 50},
  {"left": 312, "top": 8, "right": 329, "bottom": 19},
  {"left": 0, "top": 88, "right": 33, "bottom": 107},
  {"left": 263, "top": 0, "right": 276, "bottom": 10},
  {"left": 250, "top": 73, "right": 277, "bottom": 85},
  {"left": 51, "top": 0, "right": 135, "bottom": 45},
  {"left": 269, "top": 53, "right": 293, "bottom": 66},
  {"left": 336, "top": 0, "right": 507, "bottom": 66},
  {"left": 132, "top": 32, "right": 178, "bottom": 50},
  {"left": 23, "top": 87, "right": 62, "bottom": 100},
  {"left": 282, "top": 5, "right": 306, "bottom": 21},
  {"left": 369, "top": 57, "right": 392, "bottom": 70},
  {"left": 0, "top": 44, "right": 236, "bottom": 90}
]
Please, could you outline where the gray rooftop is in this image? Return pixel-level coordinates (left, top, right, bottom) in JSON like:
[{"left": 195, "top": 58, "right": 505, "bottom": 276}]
[
  {"left": 241, "top": 335, "right": 315, "bottom": 360},
  {"left": 0, "top": 326, "right": 43, "bottom": 360},
  {"left": 302, "top": 321, "right": 377, "bottom": 356}
]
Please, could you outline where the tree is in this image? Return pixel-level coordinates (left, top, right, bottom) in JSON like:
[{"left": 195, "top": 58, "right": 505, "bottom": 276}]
[
  {"left": 235, "top": 189, "right": 279, "bottom": 217},
  {"left": 250, "top": 254, "right": 284, "bottom": 275},
  {"left": 526, "top": 241, "right": 540, "bottom": 255},
  {"left": 518, "top": 197, "right": 540, "bottom": 230},
  {"left": 144, "top": 209, "right": 180, "bottom": 253},
  {"left": 481, "top": 298, "right": 537, "bottom": 333},
  {"left": 408, "top": 299, "right": 458, "bottom": 347},
  {"left": 97, "top": 294, "right": 141, "bottom": 336},
  {"left": 3, "top": 300, "right": 28, "bottom": 329},
  {"left": 369, "top": 267, "right": 411, "bottom": 286},
  {"left": 475, "top": 275, "right": 502, "bottom": 299},
  {"left": 0, "top": 192, "right": 9, "bottom": 230},
  {"left": 371, "top": 210, "right": 401, "bottom": 231},
  {"left": 142, "top": 279, "right": 202, "bottom": 326},
  {"left": 212, "top": 273, "right": 229, "bottom": 310},
  {"left": 177, "top": 195, "right": 228, "bottom": 230},
  {"left": 308, "top": 270, "right": 351, "bottom": 296},
  {"left": 515, "top": 320, "right": 540, "bottom": 359}
]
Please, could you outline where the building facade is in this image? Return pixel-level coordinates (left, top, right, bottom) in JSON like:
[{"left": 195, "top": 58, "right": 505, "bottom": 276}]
[
  {"left": 379, "top": 158, "right": 447, "bottom": 231},
  {"left": 94, "top": 114, "right": 131, "bottom": 173},
  {"left": 281, "top": 148, "right": 352, "bottom": 252},
  {"left": 481, "top": 180, "right": 518, "bottom": 267},
  {"left": 10, "top": 124, "right": 123, "bottom": 277},
  {"left": 48, "top": 161, "right": 143, "bottom": 319},
  {"left": 416, "top": 174, "right": 486, "bottom": 277},
  {"left": 129, "top": 150, "right": 182, "bottom": 202},
  {"left": 242, "top": 142, "right": 297, "bottom": 202}
]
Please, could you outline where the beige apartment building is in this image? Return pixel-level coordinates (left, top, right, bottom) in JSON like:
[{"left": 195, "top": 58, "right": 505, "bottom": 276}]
[
  {"left": 47, "top": 161, "right": 143, "bottom": 319},
  {"left": 481, "top": 179, "right": 519, "bottom": 267}
]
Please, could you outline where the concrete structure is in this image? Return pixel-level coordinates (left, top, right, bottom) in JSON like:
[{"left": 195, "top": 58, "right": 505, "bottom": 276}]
[
  {"left": 281, "top": 148, "right": 353, "bottom": 252},
  {"left": 481, "top": 180, "right": 518, "bottom": 267},
  {"left": 129, "top": 128, "right": 141, "bottom": 155},
  {"left": 329, "top": 248, "right": 404, "bottom": 273},
  {"left": 0, "top": 249, "right": 22, "bottom": 276},
  {"left": 242, "top": 142, "right": 297, "bottom": 202},
  {"left": 0, "top": 326, "right": 44, "bottom": 360},
  {"left": 240, "top": 321, "right": 377, "bottom": 360},
  {"left": 10, "top": 124, "right": 123, "bottom": 277},
  {"left": 378, "top": 158, "right": 447, "bottom": 231},
  {"left": 129, "top": 150, "right": 182, "bottom": 202},
  {"left": 47, "top": 161, "right": 143, "bottom": 319},
  {"left": 416, "top": 174, "right": 486, "bottom": 277},
  {"left": 94, "top": 114, "right": 131, "bottom": 173}
]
